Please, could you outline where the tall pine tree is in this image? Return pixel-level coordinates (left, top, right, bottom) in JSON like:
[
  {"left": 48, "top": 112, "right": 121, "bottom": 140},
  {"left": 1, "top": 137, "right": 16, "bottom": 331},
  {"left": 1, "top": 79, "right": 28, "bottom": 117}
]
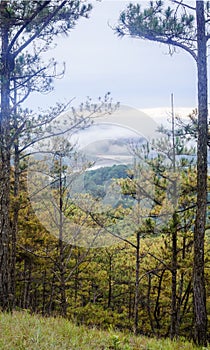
[
  {"left": 0, "top": 0, "right": 92, "bottom": 312},
  {"left": 115, "top": 1, "right": 209, "bottom": 345}
]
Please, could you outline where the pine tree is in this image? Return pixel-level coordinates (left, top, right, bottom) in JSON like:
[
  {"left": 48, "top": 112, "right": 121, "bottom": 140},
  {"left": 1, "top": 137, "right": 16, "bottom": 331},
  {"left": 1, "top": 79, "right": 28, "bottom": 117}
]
[
  {"left": 115, "top": 1, "right": 209, "bottom": 345},
  {"left": 0, "top": 0, "right": 92, "bottom": 311}
]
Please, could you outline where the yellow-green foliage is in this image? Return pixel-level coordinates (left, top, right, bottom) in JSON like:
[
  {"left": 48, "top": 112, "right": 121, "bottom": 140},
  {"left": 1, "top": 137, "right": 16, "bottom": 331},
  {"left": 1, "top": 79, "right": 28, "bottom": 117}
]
[
  {"left": 0, "top": 311, "right": 203, "bottom": 350},
  {"left": 12, "top": 163, "right": 210, "bottom": 341}
]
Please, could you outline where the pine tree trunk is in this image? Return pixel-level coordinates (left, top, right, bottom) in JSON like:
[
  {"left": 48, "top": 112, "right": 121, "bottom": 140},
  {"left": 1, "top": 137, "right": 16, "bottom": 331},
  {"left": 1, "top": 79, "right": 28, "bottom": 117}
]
[
  {"left": 58, "top": 156, "right": 67, "bottom": 317},
  {"left": 9, "top": 142, "right": 19, "bottom": 310},
  {"left": 193, "top": 1, "right": 208, "bottom": 346},
  {"left": 10, "top": 83, "right": 20, "bottom": 310},
  {"left": 134, "top": 231, "right": 140, "bottom": 334},
  {"left": 170, "top": 110, "right": 178, "bottom": 339},
  {"left": 0, "top": 4, "right": 12, "bottom": 311},
  {"left": 170, "top": 213, "right": 178, "bottom": 339}
]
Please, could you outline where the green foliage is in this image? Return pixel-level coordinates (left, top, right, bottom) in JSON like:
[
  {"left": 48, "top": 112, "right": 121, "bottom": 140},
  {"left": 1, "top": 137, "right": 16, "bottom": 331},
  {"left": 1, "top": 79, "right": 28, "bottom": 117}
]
[
  {"left": 2, "top": 0, "right": 208, "bottom": 346},
  {"left": 84, "top": 164, "right": 129, "bottom": 199},
  {"left": 9, "top": 116, "right": 210, "bottom": 343},
  {"left": 116, "top": 1, "right": 195, "bottom": 40}
]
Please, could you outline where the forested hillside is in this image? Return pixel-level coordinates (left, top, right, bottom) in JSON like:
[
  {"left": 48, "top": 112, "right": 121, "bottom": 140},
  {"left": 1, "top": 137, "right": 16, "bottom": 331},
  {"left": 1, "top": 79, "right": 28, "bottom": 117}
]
[
  {"left": 12, "top": 133, "right": 210, "bottom": 339},
  {"left": 84, "top": 164, "right": 129, "bottom": 200},
  {"left": 0, "top": 1, "right": 209, "bottom": 348}
]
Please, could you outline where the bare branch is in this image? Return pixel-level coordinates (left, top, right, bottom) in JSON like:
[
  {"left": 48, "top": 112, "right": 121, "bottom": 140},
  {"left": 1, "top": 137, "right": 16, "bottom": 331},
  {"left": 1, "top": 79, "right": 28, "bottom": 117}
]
[
  {"left": 171, "top": 0, "right": 196, "bottom": 11},
  {"left": 131, "top": 33, "right": 197, "bottom": 61}
]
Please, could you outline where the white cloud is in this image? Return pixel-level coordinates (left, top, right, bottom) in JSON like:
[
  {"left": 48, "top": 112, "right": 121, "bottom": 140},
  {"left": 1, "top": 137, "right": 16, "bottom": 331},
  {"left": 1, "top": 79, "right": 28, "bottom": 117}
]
[{"left": 141, "top": 107, "right": 194, "bottom": 124}]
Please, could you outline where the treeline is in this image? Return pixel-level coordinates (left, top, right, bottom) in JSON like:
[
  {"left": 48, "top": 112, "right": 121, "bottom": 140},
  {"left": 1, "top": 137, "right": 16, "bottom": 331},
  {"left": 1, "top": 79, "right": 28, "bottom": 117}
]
[
  {"left": 13, "top": 197, "right": 210, "bottom": 338},
  {"left": 11, "top": 135, "right": 210, "bottom": 339}
]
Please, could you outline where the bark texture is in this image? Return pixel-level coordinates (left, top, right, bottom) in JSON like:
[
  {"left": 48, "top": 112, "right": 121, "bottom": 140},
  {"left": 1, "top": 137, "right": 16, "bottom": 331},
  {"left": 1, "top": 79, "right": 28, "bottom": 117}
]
[
  {"left": 0, "top": 2, "right": 12, "bottom": 310},
  {"left": 193, "top": 1, "right": 208, "bottom": 346}
]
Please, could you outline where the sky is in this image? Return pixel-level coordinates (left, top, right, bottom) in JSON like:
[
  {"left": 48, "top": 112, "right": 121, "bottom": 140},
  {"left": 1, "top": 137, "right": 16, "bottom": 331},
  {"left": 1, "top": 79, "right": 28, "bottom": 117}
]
[{"left": 26, "top": 0, "right": 208, "bottom": 116}]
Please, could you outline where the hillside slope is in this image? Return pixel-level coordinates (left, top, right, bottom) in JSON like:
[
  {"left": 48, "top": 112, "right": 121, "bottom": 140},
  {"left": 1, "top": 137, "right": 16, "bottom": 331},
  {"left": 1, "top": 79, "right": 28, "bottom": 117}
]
[{"left": 0, "top": 311, "right": 203, "bottom": 350}]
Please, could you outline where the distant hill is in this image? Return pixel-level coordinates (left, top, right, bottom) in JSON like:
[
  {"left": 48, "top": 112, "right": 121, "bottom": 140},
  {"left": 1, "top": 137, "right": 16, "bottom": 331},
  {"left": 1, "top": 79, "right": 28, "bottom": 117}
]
[
  {"left": 83, "top": 136, "right": 145, "bottom": 169},
  {"left": 84, "top": 163, "right": 130, "bottom": 203}
]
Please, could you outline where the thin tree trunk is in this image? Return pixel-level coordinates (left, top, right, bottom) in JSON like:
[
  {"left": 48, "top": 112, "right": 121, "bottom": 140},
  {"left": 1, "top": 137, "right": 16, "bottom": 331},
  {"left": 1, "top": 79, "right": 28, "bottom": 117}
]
[
  {"left": 170, "top": 95, "right": 178, "bottom": 339},
  {"left": 0, "top": 3, "right": 12, "bottom": 311},
  {"left": 10, "top": 81, "right": 20, "bottom": 309},
  {"left": 134, "top": 231, "right": 140, "bottom": 334},
  {"left": 58, "top": 156, "right": 67, "bottom": 317},
  {"left": 193, "top": 1, "right": 208, "bottom": 346},
  {"left": 170, "top": 213, "right": 178, "bottom": 339}
]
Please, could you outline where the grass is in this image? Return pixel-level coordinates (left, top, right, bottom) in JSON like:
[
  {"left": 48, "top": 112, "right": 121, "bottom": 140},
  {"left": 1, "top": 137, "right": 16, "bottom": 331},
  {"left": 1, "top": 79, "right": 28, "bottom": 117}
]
[{"left": 0, "top": 311, "right": 208, "bottom": 350}]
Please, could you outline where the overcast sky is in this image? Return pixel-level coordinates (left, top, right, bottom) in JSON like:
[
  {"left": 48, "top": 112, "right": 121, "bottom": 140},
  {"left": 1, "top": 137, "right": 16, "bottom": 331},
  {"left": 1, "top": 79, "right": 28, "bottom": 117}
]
[{"left": 26, "top": 0, "right": 210, "bottom": 115}]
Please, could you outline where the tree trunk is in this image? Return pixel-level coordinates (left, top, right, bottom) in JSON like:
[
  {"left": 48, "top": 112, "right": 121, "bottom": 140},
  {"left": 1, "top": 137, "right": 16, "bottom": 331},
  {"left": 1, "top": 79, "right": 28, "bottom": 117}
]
[
  {"left": 10, "top": 82, "right": 20, "bottom": 310},
  {"left": 58, "top": 156, "right": 67, "bottom": 317},
  {"left": 0, "top": 3, "right": 12, "bottom": 311},
  {"left": 9, "top": 147, "right": 19, "bottom": 309},
  {"left": 134, "top": 231, "right": 140, "bottom": 334},
  {"left": 170, "top": 212, "right": 178, "bottom": 339},
  {"left": 170, "top": 100, "right": 178, "bottom": 339},
  {"left": 193, "top": 1, "right": 208, "bottom": 346}
]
